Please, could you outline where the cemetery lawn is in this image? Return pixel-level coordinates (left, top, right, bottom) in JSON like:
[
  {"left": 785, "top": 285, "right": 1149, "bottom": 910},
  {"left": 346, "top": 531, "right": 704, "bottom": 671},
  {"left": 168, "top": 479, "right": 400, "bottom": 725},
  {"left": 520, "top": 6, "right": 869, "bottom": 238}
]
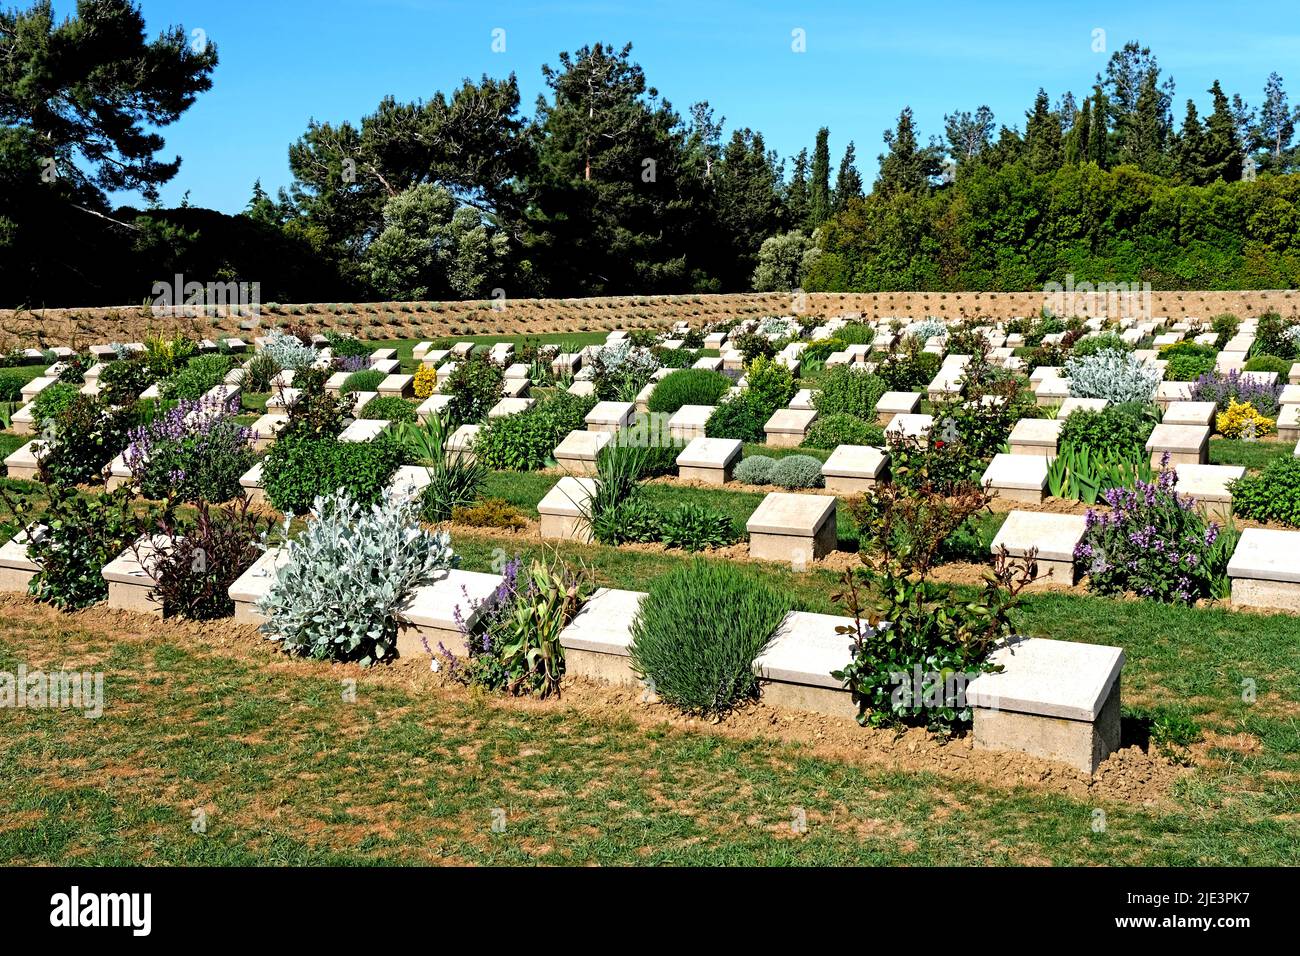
[
  {"left": 1, "top": 546, "right": 1297, "bottom": 865},
  {"left": 0, "top": 433, "right": 1294, "bottom": 866}
]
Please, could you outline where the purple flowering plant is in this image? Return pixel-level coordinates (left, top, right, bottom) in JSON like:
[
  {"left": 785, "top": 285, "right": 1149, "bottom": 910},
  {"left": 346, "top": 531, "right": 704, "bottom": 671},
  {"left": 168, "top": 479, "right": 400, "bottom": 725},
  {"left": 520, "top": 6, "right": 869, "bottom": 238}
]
[
  {"left": 1075, "top": 457, "right": 1234, "bottom": 605},
  {"left": 428, "top": 551, "right": 589, "bottom": 697},
  {"left": 124, "top": 394, "right": 256, "bottom": 503},
  {"left": 1190, "top": 369, "right": 1284, "bottom": 418}
]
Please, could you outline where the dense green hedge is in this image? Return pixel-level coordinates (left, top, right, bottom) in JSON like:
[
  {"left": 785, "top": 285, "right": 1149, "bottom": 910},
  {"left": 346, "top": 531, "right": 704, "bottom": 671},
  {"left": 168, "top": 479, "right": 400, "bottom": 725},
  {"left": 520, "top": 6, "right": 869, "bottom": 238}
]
[{"left": 807, "top": 161, "right": 1300, "bottom": 292}]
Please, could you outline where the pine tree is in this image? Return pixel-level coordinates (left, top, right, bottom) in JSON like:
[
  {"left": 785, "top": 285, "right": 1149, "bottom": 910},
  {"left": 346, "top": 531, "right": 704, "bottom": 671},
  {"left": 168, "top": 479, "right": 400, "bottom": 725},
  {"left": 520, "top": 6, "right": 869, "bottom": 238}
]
[
  {"left": 1203, "top": 79, "right": 1243, "bottom": 181},
  {"left": 809, "top": 128, "right": 831, "bottom": 227},
  {"left": 831, "top": 141, "right": 863, "bottom": 211},
  {"left": 1067, "top": 98, "right": 1092, "bottom": 165},
  {"left": 1024, "top": 89, "right": 1063, "bottom": 172},
  {"left": 876, "top": 107, "right": 940, "bottom": 194},
  {"left": 1255, "top": 72, "right": 1297, "bottom": 171},
  {"left": 1089, "top": 87, "right": 1110, "bottom": 166},
  {"left": 1174, "top": 100, "right": 1207, "bottom": 183},
  {"left": 787, "top": 148, "right": 810, "bottom": 229}
]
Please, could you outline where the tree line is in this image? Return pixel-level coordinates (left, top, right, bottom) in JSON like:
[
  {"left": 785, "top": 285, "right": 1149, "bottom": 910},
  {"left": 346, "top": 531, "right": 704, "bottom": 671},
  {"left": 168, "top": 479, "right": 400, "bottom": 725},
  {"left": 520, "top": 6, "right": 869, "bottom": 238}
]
[{"left": 2, "top": 2, "right": 1299, "bottom": 308}]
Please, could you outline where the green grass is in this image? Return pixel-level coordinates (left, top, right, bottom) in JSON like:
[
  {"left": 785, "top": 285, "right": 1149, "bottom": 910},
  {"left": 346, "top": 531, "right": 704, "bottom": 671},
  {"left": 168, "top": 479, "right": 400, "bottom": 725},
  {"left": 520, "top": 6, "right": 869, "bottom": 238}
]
[
  {"left": 1, "top": 599, "right": 1296, "bottom": 865},
  {"left": 241, "top": 391, "right": 270, "bottom": 414},
  {"left": 1210, "top": 437, "right": 1295, "bottom": 472},
  {"left": 0, "top": 433, "right": 28, "bottom": 459}
]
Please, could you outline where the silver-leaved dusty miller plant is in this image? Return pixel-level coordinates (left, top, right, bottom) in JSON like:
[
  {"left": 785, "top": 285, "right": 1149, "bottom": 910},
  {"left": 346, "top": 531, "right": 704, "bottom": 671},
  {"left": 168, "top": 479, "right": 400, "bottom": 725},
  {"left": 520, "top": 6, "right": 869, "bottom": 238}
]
[
  {"left": 903, "top": 318, "right": 948, "bottom": 343},
  {"left": 261, "top": 328, "right": 319, "bottom": 372},
  {"left": 256, "top": 488, "right": 457, "bottom": 665},
  {"left": 1065, "top": 348, "right": 1161, "bottom": 403}
]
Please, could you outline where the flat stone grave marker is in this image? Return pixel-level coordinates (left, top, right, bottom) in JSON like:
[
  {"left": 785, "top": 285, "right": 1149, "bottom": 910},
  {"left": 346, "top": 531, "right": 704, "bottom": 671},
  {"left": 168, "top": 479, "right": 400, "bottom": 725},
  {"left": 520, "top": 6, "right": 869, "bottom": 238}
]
[
  {"left": 754, "top": 611, "right": 858, "bottom": 719},
  {"left": 396, "top": 569, "right": 504, "bottom": 658},
  {"left": 0, "top": 528, "right": 41, "bottom": 593},
  {"left": 1173, "top": 463, "right": 1245, "bottom": 521},
  {"left": 821, "top": 445, "right": 888, "bottom": 493},
  {"left": 538, "top": 476, "right": 597, "bottom": 542},
  {"left": 965, "top": 636, "right": 1124, "bottom": 774},
  {"left": 378, "top": 374, "right": 414, "bottom": 398},
  {"left": 981, "top": 453, "right": 1050, "bottom": 504},
  {"left": 554, "top": 429, "right": 612, "bottom": 476},
  {"left": 584, "top": 401, "right": 636, "bottom": 433},
  {"left": 1227, "top": 527, "right": 1300, "bottom": 612},
  {"left": 487, "top": 396, "right": 535, "bottom": 418},
  {"left": 1007, "top": 418, "right": 1063, "bottom": 457},
  {"left": 667, "top": 404, "right": 714, "bottom": 441},
  {"left": 990, "top": 510, "right": 1086, "bottom": 586},
  {"left": 1162, "top": 401, "right": 1217, "bottom": 427},
  {"left": 874, "top": 391, "right": 921, "bottom": 426},
  {"left": 229, "top": 547, "right": 290, "bottom": 624},
  {"left": 676, "top": 436, "right": 742, "bottom": 485},
  {"left": 557, "top": 588, "right": 645, "bottom": 686},
  {"left": 764, "top": 408, "right": 817, "bottom": 447},
  {"left": 747, "top": 492, "right": 837, "bottom": 565},
  {"left": 1146, "top": 423, "right": 1209, "bottom": 465}
]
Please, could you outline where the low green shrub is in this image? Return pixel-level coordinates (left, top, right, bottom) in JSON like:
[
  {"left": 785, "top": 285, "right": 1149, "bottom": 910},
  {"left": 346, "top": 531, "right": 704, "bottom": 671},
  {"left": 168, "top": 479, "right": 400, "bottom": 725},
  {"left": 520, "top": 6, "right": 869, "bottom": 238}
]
[
  {"left": 324, "top": 331, "right": 372, "bottom": 357},
  {"left": 804, "top": 413, "right": 884, "bottom": 450},
  {"left": 658, "top": 503, "right": 740, "bottom": 551},
  {"left": 836, "top": 321, "right": 876, "bottom": 347},
  {"left": 443, "top": 353, "right": 505, "bottom": 426},
  {"left": 705, "top": 393, "right": 769, "bottom": 443},
  {"left": 98, "top": 357, "right": 153, "bottom": 404},
  {"left": 451, "top": 498, "right": 529, "bottom": 530},
  {"left": 39, "top": 395, "right": 137, "bottom": 486},
  {"left": 340, "top": 369, "right": 384, "bottom": 395},
  {"left": 646, "top": 368, "right": 731, "bottom": 415},
  {"left": 1164, "top": 352, "right": 1216, "bottom": 382},
  {"left": 769, "top": 454, "right": 823, "bottom": 488},
  {"left": 0, "top": 482, "right": 152, "bottom": 610},
  {"left": 0, "top": 368, "right": 30, "bottom": 402},
  {"left": 629, "top": 560, "right": 788, "bottom": 716},
  {"left": 1242, "top": 354, "right": 1293, "bottom": 376},
  {"left": 30, "top": 382, "right": 80, "bottom": 429},
  {"left": 1071, "top": 332, "right": 1131, "bottom": 357},
  {"left": 743, "top": 356, "right": 797, "bottom": 413},
  {"left": 359, "top": 395, "right": 418, "bottom": 423},
  {"left": 734, "top": 454, "right": 776, "bottom": 485},
  {"left": 1058, "top": 402, "right": 1158, "bottom": 458},
  {"left": 1211, "top": 313, "right": 1240, "bottom": 349},
  {"left": 875, "top": 346, "right": 939, "bottom": 392},
  {"left": 261, "top": 434, "right": 404, "bottom": 514},
  {"left": 814, "top": 366, "right": 887, "bottom": 418},
  {"left": 161, "top": 354, "right": 236, "bottom": 400},
  {"left": 800, "top": 337, "right": 845, "bottom": 363},
  {"left": 1229, "top": 456, "right": 1300, "bottom": 527}
]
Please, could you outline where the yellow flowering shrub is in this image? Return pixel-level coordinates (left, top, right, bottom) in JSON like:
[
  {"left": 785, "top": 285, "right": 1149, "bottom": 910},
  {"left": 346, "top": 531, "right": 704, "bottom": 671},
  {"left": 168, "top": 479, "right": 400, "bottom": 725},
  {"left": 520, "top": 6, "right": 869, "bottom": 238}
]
[
  {"left": 413, "top": 364, "right": 439, "bottom": 399},
  {"left": 1216, "top": 398, "right": 1275, "bottom": 439}
]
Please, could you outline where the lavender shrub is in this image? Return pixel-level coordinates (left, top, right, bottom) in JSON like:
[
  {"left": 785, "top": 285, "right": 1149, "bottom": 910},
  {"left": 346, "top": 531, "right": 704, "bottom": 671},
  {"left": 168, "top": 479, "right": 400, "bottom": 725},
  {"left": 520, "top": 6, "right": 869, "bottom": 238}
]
[
  {"left": 1190, "top": 369, "right": 1284, "bottom": 418},
  {"left": 124, "top": 395, "right": 257, "bottom": 503},
  {"left": 1074, "top": 460, "right": 1232, "bottom": 605}
]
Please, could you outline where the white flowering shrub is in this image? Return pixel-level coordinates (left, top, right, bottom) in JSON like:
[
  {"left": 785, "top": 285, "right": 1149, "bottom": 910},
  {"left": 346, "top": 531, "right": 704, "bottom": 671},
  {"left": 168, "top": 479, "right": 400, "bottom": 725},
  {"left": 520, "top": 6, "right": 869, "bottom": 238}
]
[
  {"left": 261, "top": 329, "right": 319, "bottom": 372},
  {"left": 1065, "top": 348, "right": 1161, "bottom": 403},
  {"left": 1284, "top": 324, "right": 1300, "bottom": 348},
  {"left": 904, "top": 318, "right": 948, "bottom": 343},
  {"left": 257, "top": 489, "right": 457, "bottom": 664}
]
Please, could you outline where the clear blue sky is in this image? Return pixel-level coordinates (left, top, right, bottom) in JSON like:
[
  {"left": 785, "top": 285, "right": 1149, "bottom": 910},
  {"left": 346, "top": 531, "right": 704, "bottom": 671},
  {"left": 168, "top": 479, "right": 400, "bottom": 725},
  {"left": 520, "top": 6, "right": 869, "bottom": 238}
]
[{"left": 64, "top": 0, "right": 1300, "bottom": 214}]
